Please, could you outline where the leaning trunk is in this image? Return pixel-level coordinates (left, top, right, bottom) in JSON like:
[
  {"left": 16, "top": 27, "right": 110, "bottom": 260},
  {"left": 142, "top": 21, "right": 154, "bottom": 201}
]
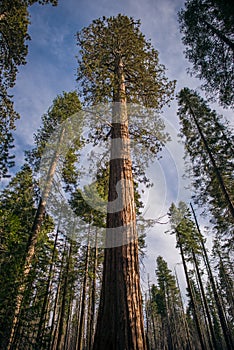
[
  {"left": 190, "top": 203, "right": 234, "bottom": 349},
  {"left": 7, "top": 128, "right": 65, "bottom": 350},
  {"left": 186, "top": 103, "right": 234, "bottom": 219}
]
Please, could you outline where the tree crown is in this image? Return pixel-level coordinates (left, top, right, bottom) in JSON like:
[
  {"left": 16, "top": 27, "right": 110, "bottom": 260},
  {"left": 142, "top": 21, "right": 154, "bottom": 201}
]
[{"left": 77, "top": 14, "right": 175, "bottom": 108}]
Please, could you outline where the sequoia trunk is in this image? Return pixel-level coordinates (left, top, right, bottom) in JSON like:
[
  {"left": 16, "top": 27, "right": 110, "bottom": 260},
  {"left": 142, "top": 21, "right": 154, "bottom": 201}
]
[{"left": 93, "top": 59, "right": 146, "bottom": 350}]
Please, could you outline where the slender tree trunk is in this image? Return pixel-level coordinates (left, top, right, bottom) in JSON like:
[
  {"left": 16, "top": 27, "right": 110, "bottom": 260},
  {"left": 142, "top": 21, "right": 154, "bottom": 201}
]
[
  {"left": 49, "top": 239, "right": 68, "bottom": 350},
  {"left": 36, "top": 224, "right": 60, "bottom": 347},
  {"left": 190, "top": 203, "right": 234, "bottom": 349},
  {"left": 89, "top": 228, "right": 98, "bottom": 349},
  {"left": 190, "top": 281, "right": 208, "bottom": 350},
  {"left": 170, "top": 294, "right": 182, "bottom": 350},
  {"left": 76, "top": 232, "right": 90, "bottom": 350},
  {"left": 144, "top": 294, "right": 150, "bottom": 350},
  {"left": 69, "top": 297, "right": 80, "bottom": 350},
  {"left": 56, "top": 241, "right": 73, "bottom": 350},
  {"left": 74, "top": 288, "right": 83, "bottom": 350},
  {"left": 64, "top": 291, "right": 73, "bottom": 349},
  {"left": 192, "top": 256, "right": 214, "bottom": 350},
  {"left": 192, "top": 248, "right": 219, "bottom": 349},
  {"left": 164, "top": 285, "right": 173, "bottom": 350},
  {"left": 218, "top": 256, "right": 234, "bottom": 319},
  {"left": 93, "top": 58, "right": 146, "bottom": 350},
  {"left": 174, "top": 268, "right": 193, "bottom": 350},
  {"left": 176, "top": 229, "right": 206, "bottom": 350},
  {"left": 147, "top": 277, "right": 157, "bottom": 350},
  {"left": 204, "top": 20, "right": 234, "bottom": 51},
  {"left": 86, "top": 282, "right": 92, "bottom": 350},
  {"left": 186, "top": 103, "right": 234, "bottom": 219},
  {"left": 7, "top": 128, "right": 65, "bottom": 350}
]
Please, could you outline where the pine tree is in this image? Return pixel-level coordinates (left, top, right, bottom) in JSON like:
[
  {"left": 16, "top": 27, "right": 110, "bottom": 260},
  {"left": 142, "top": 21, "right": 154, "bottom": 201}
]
[
  {"left": 35, "top": 224, "right": 61, "bottom": 348},
  {"left": 169, "top": 202, "right": 209, "bottom": 350},
  {"left": 76, "top": 14, "right": 175, "bottom": 349},
  {"left": 13, "top": 221, "right": 54, "bottom": 349},
  {"left": 146, "top": 258, "right": 193, "bottom": 350},
  {"left": 0, "top": 165, "right": 36, "bottom": 349},
  {"left": 7, "top": 91, "right": 82, "bottom": 349},
  {"left": 0, "top": 0, "right": 58, "bottom": 178},
  {"left": 169, "top": 201, "right": 234, "bottom": 349},
  {"left": 177, "top": 88, "right": 234, "bottom": 245},
  {"left": 178, "top": 0, "right": 234, "bottom": 106},
  {"left": 212, "top": 241, "right": 234, "bottom": 344},
  {"left": 154, "top": 256, "right": 189, "bottom": 350},
  {"left": 190, "top": 203, "right": 233, "bottom": 349}
]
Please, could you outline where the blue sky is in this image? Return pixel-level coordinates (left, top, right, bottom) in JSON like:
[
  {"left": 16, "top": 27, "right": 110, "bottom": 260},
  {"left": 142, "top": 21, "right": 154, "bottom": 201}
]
[
  {"left": 12, "top": 0, "right": 190, "bottom": 150},
  {"left": 7, "top": 0, "right": 232, "bottom": 293}
]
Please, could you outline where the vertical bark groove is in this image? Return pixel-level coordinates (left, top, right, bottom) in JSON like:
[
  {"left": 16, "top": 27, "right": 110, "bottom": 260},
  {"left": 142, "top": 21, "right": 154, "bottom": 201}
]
[{"left": 93, "top": 58, "right": 146, "bottom": 350}]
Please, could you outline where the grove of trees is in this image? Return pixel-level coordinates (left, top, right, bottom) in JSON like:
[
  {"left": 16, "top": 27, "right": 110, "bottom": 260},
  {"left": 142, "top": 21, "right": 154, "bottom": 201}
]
[{"left": 0, "top": 1, "right": 233, "bottom": 350}]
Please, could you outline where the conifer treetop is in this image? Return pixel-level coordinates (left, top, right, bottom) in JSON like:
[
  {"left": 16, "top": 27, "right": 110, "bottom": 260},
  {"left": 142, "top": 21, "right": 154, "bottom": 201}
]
[{"left": 77, "top": 14, "right": 175, "bottom": 108}]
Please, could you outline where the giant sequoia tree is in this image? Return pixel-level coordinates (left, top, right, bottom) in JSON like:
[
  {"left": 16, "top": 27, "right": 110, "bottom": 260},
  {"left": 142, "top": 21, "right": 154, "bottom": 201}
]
[
  {"left": 178, "top": 0, "right": 234, "bottom": 107},
  {"left": 76, "top": 14, "right": 175, "bottom": 349},
  {"left": 0, "top": 0, "right": 57, "bottom": 179}
]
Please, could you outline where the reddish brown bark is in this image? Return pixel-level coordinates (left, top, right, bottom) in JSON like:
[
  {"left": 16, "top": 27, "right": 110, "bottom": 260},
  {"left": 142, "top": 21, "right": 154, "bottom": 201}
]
[{"left": 93, "top": 58, "right": 146, "bottom": 350}]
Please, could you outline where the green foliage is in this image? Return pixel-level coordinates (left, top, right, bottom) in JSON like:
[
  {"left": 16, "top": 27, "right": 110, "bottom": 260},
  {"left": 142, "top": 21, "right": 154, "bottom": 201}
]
[
  {"left": 70, "top": 187, "right": 106, "bottom": 228},
  {"left": 15, "top": 225, "right": 55, "bottom": 348},
  {"left": 0, "top": 99, "right": 18, "bottom": 179},
  {"left": 213, "top": 240, "right": 234, "bottom": 325},
  {"left": 26, "top": 91, "right": 82, "bottom": 182},
  {"left": 177, "top": 88, "right": 234, "bottom": 243},
  {"left": 0, "top": 165, "right": 37, "bottom": 345},
  {"left": 77, "top": 14, "right": 175, "bottom": 107},
  {"left": 0, "top": 0, "right": 58, "bottom": 89},
  {"left": 70, "top": 163, "right": 151, "bottom": 255},
  {"left": 76, "top": 15, "right": 175, "bottom": 192},
  {"left": 168, "top": 202, "right": 203, "bottom": 258},
  {"left": 155, "top": 256, "right": 180, "bottom": 314},
  {"left": 0, "top": 164, "right": 56, "bottom": 348},
  {"left": 147, "top": 256, "right": 188, "bottom": 350},
  {"left": 28, "top": 0, "right": 57, "bottom": 4},
  {"left": 0, "top": 0, "right": 58, "bottom": 179},
  {"left": 178, "top": 0, "right": 234, "bottom": 107}
]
